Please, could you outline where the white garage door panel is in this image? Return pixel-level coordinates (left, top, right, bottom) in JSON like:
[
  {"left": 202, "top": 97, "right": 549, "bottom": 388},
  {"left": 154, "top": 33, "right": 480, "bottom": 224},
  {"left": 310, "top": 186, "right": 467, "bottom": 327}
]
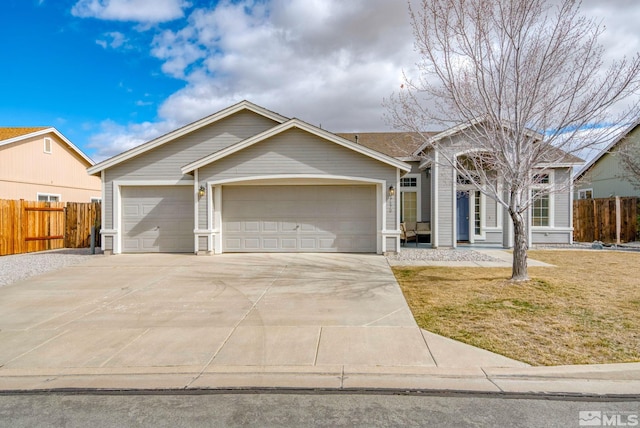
[
  {"left": 222, "top": 185, "right": 376, "bottom": 253},
  {"left": 121, "top": 186, "right": 193, "bottom": 253}
]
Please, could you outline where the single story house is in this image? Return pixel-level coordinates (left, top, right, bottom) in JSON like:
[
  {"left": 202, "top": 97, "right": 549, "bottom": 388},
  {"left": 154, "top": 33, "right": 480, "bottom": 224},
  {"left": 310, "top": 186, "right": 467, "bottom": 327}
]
[
  {"left": 574, "top": 121, "right": 640, "bottom": 199},
  {"left": 88, "top": 101, "right": 581, "bottom": 254},
  {"left": 0, "top": 127, "right": 101, "bottom": 202}
]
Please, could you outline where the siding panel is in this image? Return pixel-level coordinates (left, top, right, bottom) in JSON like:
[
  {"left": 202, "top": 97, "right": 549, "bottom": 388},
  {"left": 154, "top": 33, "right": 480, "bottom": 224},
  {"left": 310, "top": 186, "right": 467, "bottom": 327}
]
[
  {"left": 554, "top": 168, "right": 571, "bottom": 228},
  {"left": 107, "top": 111, "right": 279, "bottom": 181}
]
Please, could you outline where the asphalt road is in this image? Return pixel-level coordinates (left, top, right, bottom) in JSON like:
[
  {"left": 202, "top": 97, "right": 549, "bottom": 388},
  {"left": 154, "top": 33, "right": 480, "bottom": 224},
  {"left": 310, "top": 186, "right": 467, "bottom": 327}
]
[{"left": 0, "top": 391, "right": 638, "bottom": 427}]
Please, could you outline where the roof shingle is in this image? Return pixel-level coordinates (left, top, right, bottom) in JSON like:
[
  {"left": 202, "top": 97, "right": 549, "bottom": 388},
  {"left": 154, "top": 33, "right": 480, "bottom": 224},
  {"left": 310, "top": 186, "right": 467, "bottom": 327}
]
[
  {"left": 336, "top": 132, "right": 435, "bottom": 158},
  {"left": 0, "top": 127, "right": 48, "bottom": 141}
]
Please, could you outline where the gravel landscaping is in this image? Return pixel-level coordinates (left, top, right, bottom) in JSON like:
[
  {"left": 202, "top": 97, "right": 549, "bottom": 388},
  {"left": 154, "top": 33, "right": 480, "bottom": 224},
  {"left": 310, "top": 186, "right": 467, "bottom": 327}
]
[
  {"left": 0, "top": 249, "right": 102, "bottom": 287},
  {"left": 387, "top": 248, "right": 504, "bottom": 262}
]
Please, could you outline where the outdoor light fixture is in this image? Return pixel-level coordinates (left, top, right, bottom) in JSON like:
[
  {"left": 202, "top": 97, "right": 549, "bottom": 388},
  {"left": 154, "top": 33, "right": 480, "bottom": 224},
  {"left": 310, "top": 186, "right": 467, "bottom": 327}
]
[
  {"left": 198, "top": 186, "right": 206, "bottom": 197},
  {"left": 388, "top": 185, "right": 395, "bottom": 197}
]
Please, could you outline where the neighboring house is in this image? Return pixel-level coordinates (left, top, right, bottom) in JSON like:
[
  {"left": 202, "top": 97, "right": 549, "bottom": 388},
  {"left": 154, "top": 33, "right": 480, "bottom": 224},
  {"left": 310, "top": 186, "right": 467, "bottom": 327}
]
[
  {"left": 574, "top": 121, "right": 640, "bottom": 199},
  {"left": 0, "top": 127, "right": 101, "bottom": 202},
  {"left": 88, "top": 100, "right": 581, "bottom": 255}
]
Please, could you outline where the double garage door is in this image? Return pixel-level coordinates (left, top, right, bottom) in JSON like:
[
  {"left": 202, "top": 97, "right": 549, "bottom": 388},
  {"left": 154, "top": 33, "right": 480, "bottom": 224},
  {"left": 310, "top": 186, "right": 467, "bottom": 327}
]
[
  {"left": 121, "top": 184, "right": 377, "bottom": 253},
  {"left": 222, "top": 185, "right": 377, "bottom": 253}
]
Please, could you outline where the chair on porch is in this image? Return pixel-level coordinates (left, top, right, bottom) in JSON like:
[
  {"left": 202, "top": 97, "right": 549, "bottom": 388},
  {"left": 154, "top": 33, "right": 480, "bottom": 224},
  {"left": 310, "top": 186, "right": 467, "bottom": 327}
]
[
  {"left": 400, "top": 222, "right": 417, "bottom": 246},
  {"left": 416, "top": 221, "right": 431, "bottom": 244}
]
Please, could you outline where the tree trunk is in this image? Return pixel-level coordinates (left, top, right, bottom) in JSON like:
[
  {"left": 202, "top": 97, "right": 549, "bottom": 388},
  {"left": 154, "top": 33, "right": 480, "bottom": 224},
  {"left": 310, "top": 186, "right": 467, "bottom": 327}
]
[{"left": 509, "top": 209, "right": 529, "bottom": 282}]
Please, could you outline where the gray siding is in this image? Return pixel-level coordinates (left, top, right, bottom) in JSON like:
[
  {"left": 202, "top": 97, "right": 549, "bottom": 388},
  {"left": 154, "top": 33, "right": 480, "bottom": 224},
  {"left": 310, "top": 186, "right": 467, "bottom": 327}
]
[
  {"left": 485, "top": 198, "right": 498, "bottom": 228},
  {"left": 198, "top": 236, "right": 208, "bottom": 251},
  {"left": 104, "top": 182, "right": 113, "bottom": 229},
  {"left": 437, "top": 163, "right": 454, "bottom": 247},
  {"left": 422, "top": 169, "right": 431, "bottom": 222},
  {"left": 532, "top": 231, "right": 571, "bottom": 244},
  {"left": 386, "top": 236, "right": 397, "bottom": 252},
  {"left": 107, "top": 111, "right": 278, "bottom": 181},
  {"left": 553, "top": 168, "right": 571, "bottom": 228},
  {"left": 198, "top": 188, "right": 208, "bottom": 230},
  {"left": 576, "top": 132, "right": 640, "bottom": 199},
  {"left": 197, "top": 128, "right": 398, "bottom": 231},
  {"left": 484, "top": 230, "right": 503, "bottom": 244}
]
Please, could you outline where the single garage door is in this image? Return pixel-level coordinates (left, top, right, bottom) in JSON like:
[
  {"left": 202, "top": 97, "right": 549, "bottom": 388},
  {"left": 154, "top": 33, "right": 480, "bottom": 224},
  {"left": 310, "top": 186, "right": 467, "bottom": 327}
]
[
  {"left": 121, "top": 186, "right": 193, "bottom": 253},
  {"left": 222, "top": 185, "right": 376, "bottom": 252}
]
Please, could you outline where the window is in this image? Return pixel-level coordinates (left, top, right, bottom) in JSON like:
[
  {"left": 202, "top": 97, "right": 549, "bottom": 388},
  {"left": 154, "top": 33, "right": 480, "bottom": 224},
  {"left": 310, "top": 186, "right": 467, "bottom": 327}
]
[
  {"left": 400, "top": 177, "right": 417, "bottom": 187},
  {"left": 578, "top": 189, "right": 593, "bottom": 200},
  {"left": 400, "top": 174, "right": 421, "bottom": 223},
  {"left": 90, "top": 197, "right": 102, "bottom": 203},
  {"left": 531, "top": 170, "right": 553, "bottom": 227},
  {"left": 37, "top": 193, "right": 60, "bottom": 202},
  {"left": 401, "top": 192, "right": 417, "bottom": 223},
  {"left": 533, "top": 173, "right": 550, "bottom": 185},
  {"left": 44, "top": 138, "right": 52, "bottom": 154},
  {"left": 531, "top": 190, "right": 549, "bottom": 226}
]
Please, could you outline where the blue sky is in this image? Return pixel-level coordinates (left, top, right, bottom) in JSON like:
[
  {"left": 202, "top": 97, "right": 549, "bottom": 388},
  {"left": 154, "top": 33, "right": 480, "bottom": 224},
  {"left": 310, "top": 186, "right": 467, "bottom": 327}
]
[{"left": 1, "top": 0, "right": 639, "bottom": 163}]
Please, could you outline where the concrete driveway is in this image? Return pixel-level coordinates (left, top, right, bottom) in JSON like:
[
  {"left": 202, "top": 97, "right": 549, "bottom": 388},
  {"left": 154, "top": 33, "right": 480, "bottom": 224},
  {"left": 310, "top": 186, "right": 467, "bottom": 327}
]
[{"left": 0, "top": 253, "right": 436, "bottom": 388}]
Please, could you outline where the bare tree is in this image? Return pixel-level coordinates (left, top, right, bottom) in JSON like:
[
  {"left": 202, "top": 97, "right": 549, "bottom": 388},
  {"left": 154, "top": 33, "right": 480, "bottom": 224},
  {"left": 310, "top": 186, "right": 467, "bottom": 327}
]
[{"left": 387, "top": 0, "right": 640, "bottom": 281}]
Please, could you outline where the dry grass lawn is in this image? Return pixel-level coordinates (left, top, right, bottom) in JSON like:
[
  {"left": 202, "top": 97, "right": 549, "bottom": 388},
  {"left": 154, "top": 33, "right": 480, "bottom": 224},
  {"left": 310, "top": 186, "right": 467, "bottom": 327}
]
[{"left": 393, "top": 250, "right": 640, "bottom": 366}]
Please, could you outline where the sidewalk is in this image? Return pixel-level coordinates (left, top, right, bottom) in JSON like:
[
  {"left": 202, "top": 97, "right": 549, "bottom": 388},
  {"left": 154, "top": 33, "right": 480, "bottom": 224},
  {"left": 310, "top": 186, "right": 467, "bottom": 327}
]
[{"left": 1, "top": 329, "right": 638, "bottom": 396}]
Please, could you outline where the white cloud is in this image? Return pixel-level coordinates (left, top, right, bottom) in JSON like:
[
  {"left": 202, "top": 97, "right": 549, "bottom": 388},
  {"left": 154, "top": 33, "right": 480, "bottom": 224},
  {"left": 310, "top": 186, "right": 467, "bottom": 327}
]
[
  {"left": 87, "top": 119, "right": 177, "bottom": 161},
  {"left": 96, "top": 31, "right": 129, "bottom": 49},
  {"left": 81, "top": 0, "right": 640, "bottom": 161},
  {"left": 86, "top": 0, "right": 417, "bottom": 160},
  {"left": 150, "top": 0, "right": 415, "bottom": 130},
  {"left": 71, "top": 0, "right": 190, "bottom": 23},
  {"left": 580, "top": 0, "right": 640, "bottom": 63}
]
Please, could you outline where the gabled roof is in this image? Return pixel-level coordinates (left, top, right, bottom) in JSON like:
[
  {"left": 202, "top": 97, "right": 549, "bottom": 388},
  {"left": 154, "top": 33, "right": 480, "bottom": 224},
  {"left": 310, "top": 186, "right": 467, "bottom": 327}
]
[
  {"left": 0, "top": 127, "right": 95, "bottom": 165},
  {"left": 413, "top": 120, "right": 582, "bottom": 167},
  {"left": 87, "top": 100, "right": 289, "bottom": 175},
  {"left": 574, "top": 120, "right": 640, "bottom": 180},
  {"left": 337, "top": 132, "right": 436, "bottom": 159},
  {"left": 413, "top": 119, "right": 545, "bottom": 156},
  {"left": 182, "top": 119, "right": 412, "bottom": 174}
]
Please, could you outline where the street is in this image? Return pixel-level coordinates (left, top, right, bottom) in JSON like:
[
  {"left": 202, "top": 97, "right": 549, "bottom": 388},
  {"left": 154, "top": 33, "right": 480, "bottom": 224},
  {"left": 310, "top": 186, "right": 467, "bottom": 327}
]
[{"left": 0, "top": 391, "right": 638, "bottom": 427}]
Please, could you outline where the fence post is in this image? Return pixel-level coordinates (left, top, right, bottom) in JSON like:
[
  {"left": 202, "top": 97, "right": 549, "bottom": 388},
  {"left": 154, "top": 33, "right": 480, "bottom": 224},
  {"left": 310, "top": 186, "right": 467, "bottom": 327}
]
[{"left": 90, "top": 225, "right": 95, "bottom": 254}]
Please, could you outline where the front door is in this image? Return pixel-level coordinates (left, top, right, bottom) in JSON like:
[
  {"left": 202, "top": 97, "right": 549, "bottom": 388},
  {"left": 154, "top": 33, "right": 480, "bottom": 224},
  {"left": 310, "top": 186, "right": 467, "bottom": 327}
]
[{"left": 457, "top": 191, "right": 470, "bottom": 241}]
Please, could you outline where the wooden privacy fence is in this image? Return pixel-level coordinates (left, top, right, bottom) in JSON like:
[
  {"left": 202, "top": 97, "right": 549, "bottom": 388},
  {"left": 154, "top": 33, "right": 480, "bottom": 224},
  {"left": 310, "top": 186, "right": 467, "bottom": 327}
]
[
  {"left": 573, "top": 197, "right": 639, "bottom": 244},
  {"left": 0, "top": 200, "right": 101, "bottom": 256}
]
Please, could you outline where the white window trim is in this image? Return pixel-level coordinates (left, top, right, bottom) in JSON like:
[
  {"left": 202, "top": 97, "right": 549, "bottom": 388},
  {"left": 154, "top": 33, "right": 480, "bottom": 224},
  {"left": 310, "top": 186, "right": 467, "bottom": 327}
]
[
  {"left": 43, "top": 138, "right": 52, "bottom": 154},
  {"left": 472, "top": 189, "right": 487, "bottom": 241},
  {"left": 578, "top": 188, "right": 593, "bottom": 200},
  {"left": 530, "top": 170, "right": 555, "bottom": 230},
  {"left": 37, "top": 192, "right": 61, "bottom": 202},
  {"left": 399, "top": 173, "right": 422, "bottom": 222}
]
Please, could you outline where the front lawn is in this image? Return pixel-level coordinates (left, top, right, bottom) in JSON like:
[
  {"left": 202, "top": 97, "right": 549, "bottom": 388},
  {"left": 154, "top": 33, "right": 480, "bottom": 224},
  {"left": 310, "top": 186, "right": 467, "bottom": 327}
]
[{"left": 393, "top": 250, "right": 640, "bottom": 366}]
